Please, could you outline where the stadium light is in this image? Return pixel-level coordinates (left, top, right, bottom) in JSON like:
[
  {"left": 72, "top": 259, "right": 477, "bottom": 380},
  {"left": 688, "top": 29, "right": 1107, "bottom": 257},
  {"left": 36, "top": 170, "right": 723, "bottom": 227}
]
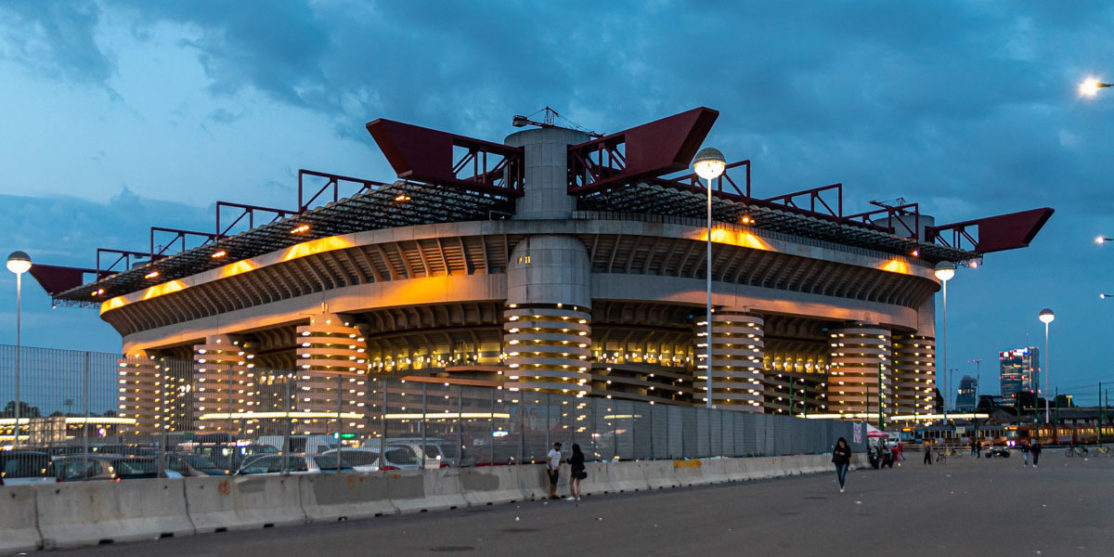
[
  {"left": 934, "top": 261, "right": 956, "bottom": 419},
  {"left": 6, "top": 250, "right": 30, "bottom": 447},
  {"left": 1038, "top": 308, "right": 1054, "bottom": 425},
  {"left": 693, "top": 147, "right": 725, "bottom": 409},
  {"left": 1097, "top": 235, "right": 1113, "bottom": 245}
]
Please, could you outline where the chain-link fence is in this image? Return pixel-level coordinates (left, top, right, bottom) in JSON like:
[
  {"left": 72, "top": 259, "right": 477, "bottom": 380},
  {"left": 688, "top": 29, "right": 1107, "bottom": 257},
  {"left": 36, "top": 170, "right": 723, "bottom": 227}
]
[{"left": 1, "top": 344, "right": 865, "bottom": 482}]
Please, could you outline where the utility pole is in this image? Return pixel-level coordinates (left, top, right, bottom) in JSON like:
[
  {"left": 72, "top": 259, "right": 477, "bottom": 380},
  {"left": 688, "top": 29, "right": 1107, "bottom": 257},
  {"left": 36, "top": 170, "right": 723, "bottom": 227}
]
[
  {"left": 878, "top": 362, "right": 884, "bottom": 429},
  {"left": 1101, "top": 382, "right": 1105, "bottom": 446}
]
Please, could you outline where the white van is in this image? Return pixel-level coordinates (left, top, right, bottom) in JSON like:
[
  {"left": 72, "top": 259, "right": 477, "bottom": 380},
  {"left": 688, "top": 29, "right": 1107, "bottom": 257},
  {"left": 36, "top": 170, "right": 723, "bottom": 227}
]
[
  {"left": 361, "top": 438, "right": 444, "bottom": 469},
  {"left": 257, "top": 435, "right": 337, "bottom": 455}
]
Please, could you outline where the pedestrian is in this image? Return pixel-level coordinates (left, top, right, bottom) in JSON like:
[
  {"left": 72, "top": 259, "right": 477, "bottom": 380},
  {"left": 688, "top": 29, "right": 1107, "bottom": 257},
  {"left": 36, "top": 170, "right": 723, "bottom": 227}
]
[
  {"left": 977, "top": 440, "right": 982, "bottom": 459},
  {"left": 1022, "top": 440, "right": 1030, "bottom": 466},
  {"left": 546, "top": 442, "right": 562, "bottom": 500},
  {"left": 923, "top": 439, "right": 932, "bottom": 465},
  {"left": 832, "top": 437, "right": 851, "bottom": 493},
  {"left": 1031, "top": 441, "right": 1042, "bottom": 468},
  {"left": 567, "top": 443, "right": 585, "bottom": 501},
  {"left": 970, "top": 438, "right": 977, "bottom": 457}
]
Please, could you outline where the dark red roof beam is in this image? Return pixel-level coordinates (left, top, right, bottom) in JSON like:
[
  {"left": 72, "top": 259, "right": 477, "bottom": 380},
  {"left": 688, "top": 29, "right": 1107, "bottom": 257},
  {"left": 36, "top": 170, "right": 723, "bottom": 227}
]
[
  {"left": 96, "top": 248, "right": 156, "bottom": 278},
  {"left": 567, "top": 107, "right": 719, "bottom": 195},
  {"left": 29, "top": 264, "right": 97, "bottom": 297},
  {"left": 366, "top": 119, "right": 524, "bottom": 197},
  {"left": 150, "top": 227, "right": 218, "bottom": 260},
  {"left": 926, "top": 208, "right": 1054, "bottom": 254},
  {"left": 656, "top": 160, "right": 751, "bottom": 199},
  {"left": 216, "top": 201, "right": 296, "bottom": 238},
  {"left": 298, "top": 169, "right": 391, "bottom": 213},
  {"left": 845, "top": 202, "right": 922, "bottom": 239}
]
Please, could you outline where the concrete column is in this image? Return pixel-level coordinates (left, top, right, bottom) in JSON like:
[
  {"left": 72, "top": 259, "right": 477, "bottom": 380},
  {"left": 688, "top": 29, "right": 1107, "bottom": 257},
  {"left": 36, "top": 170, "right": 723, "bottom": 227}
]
[
  {"left": 504, "top": 127, "right": 589, "bottom": 219},
  {"left": 503, "top": 236, "right": 592, "bottom": 394},
  {"left": 192, "top": 335, "right": 253, "bottom": 433},
  {"left": 696, "top": 308, "right": 764, "bottom": 411},
  {"left": 116, "top": 351, "right": 161, "bottom": 436},
  {"left": 828, "top": 324, "right": 893, "bottom": 420},
  {"left": 293, "top": 314, "right": 367, "bottom": 435},
  {"left": 892, "top": 334, "right": 936, "bottom": 418}
]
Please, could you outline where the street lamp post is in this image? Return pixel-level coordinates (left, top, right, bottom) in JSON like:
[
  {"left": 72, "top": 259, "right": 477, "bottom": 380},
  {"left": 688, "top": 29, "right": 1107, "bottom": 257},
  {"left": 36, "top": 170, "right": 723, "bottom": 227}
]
[
  {"left": 1038, "top": 308, "right": 1054, "bottom": 425},
  {"left": 6, "top": 251, "right": 31, "bottom": 447},
  {"left": 693, "top": 147, "right": 726, "bottom": 409},
  {"left": 934, "top": 261, "right": 955, "bottom": 422}
]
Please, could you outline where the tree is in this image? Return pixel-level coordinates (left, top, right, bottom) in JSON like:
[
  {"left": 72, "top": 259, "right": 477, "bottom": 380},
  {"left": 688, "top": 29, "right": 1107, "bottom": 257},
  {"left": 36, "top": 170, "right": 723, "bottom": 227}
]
[{"left": 1, "top": 400, "right": 41, "bottom": 418}]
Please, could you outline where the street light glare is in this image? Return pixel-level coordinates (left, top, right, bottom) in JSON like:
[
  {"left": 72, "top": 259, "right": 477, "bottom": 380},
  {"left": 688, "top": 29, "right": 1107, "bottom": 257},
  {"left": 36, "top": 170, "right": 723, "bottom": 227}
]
[
  {"left": 1097, "top": 235, "right": 1107, "bottom": 245},
  {"left": 933, "top": 261, "right": 956, "bottom": 282},
  {"left": 1080, "top": 77, "right": 1101, "bottom": 97},
  {"left": 1038, "top": 308, "right": 1054, "bottom": 324},
  {"left": 692, "top": 148, "right": 726, "bottom": 181},
  {"left": 6, "top": 250, "right": 31, "bottom": 274}
]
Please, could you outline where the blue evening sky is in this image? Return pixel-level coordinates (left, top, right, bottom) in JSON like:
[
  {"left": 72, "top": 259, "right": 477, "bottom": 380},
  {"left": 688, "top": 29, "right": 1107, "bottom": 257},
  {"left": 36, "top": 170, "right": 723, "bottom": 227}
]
[{"left": 1, "top": 1, "right": 1112, "bottom": 404}]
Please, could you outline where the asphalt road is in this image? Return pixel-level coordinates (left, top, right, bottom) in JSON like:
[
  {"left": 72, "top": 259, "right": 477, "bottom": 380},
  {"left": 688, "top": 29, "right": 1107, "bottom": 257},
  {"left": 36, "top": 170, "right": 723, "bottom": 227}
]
[{"left": 53, "top": 449, "right": 1114, "bottom": 557}]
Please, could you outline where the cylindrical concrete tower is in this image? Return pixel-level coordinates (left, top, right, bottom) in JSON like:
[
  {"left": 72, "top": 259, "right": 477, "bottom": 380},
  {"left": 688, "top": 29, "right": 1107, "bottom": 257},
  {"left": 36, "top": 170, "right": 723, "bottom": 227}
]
[
  {"left": 505, "top": 127, "right": 590, "bottom": 219},
  {"left": 828, "top": 324, "right": 893, "bottom": 420},
  {"left": 503, "top": 235, "right": 592, "bottom": 394},
  {"left": 697, "top": 308, "right": 764, "bottom": 411},
  {"left": 892, "top": 334, "right": 936, "bottom": 418}
]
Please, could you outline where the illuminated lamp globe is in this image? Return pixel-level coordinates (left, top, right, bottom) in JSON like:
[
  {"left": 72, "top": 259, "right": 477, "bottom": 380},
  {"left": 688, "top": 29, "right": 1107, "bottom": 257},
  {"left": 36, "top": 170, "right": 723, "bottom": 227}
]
[
  {"left": 1038, "top": 308, "right": 1054, "bottom": 325},
  {"left": 933, "top": 261, "right": 955, "bottom": 282},
  {"left": 6, "top": 250, "right": 31, "bottom": 275},
  {"left": 692, "top": 148, "right": 726, "bottom": 181}
]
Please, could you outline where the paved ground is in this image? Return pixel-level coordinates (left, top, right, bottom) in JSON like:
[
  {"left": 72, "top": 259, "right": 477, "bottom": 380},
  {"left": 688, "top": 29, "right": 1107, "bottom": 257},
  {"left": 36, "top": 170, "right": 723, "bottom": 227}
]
[{"left": 54, "top": 449, "right": 1113, "bottom": 557}]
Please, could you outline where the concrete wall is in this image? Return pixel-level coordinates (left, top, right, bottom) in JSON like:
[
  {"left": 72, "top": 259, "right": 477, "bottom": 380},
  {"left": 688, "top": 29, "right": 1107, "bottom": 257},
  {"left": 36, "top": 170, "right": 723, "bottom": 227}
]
[{"left": 0, "top": 453, "right": 868, "bottom": 554}]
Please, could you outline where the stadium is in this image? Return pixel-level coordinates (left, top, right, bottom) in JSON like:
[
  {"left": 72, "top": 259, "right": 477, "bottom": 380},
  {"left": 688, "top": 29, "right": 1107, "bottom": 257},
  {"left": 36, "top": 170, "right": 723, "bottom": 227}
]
[{"left": 30, "top": 107, "right": 1051, "bottom": 436}]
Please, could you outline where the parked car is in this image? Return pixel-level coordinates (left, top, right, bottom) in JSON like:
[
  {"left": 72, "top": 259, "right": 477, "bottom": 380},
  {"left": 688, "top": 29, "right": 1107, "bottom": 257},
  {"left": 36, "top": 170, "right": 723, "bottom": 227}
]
[
  {"left": 362, "top": 438, "right": 445, "bottom": 469},
  {"left": 985, "top": 447, "right": 1011, "bottom": 458},
  {"left": 187, "top": 442, "right": 278, "bottom": 472},
  {"left": 320, "top": 447, "right": 420, "bottom": 472},
  {"left": 53, "top": 455, "right": 173, "bottom": 481},
  {"left": 0, "top": 451, "right": 58, "bottom": 486},
  {"left": 256, "top": 435, "right": 337, "bottom": 455},
  {"left": 384, "top": 437, "right": 463, "bottom": 466},
  {"left": 167, "top": 453, "right": 227, "bottom": 476},
  {"left": 234, "top": 453, "right": 354, "bottom": 476}
]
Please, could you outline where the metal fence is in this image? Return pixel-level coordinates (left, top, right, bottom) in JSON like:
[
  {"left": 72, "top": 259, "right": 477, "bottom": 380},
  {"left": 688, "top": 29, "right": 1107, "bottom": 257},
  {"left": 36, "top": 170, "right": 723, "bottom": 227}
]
[{"left": 1, "top": 344, "right": 865, "bottom": 480}]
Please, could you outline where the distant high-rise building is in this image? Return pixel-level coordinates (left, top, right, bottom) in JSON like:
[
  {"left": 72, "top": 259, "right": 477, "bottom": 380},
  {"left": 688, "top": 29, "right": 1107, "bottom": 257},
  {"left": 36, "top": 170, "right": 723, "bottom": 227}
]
[
  {"left": 956, "top": 375, "right": 977, "bottom": 410},
  {"left": 999, "top": 347, "right": 1041, "bottom": 400}
]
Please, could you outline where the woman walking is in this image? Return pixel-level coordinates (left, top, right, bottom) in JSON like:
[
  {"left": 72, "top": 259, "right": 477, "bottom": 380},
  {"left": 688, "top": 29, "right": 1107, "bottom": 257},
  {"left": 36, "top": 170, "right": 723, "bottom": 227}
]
[
  {"left": 567, "top": 443, "right": 586, "bottom": 500},
  {"left": 832, "top": 437, "right": 852, "bottom": 493}
]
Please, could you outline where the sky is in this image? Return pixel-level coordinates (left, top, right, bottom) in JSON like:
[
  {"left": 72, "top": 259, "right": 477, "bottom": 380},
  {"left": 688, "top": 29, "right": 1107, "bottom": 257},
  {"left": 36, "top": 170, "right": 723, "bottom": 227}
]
[{"left": 1, "top": 1, "right": 1113, "bottom": 405}]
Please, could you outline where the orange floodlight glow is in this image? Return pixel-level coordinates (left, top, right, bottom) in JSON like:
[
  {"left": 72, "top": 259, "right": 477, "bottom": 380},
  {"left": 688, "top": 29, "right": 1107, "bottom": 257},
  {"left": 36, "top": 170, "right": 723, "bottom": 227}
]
[
  {"left": 881, "top": 259, "right": 910, "bottom": 274},
  {"left": 141, "top": 280, "right": 187, "bottom": 301},
  {"left": 395, "top": 193, "right": 411, "bottom": 202},
  {"left": 704, "top": 227, "right": 770, "bottom": 251},
  {"left": 144, "top": 271, "right": 160, "bottom": 279},
  {"left": 99, "top": 296, "right": 126, "bottom": 314},
  {"left": 290, "top": 224, "right": 311, "bottom": 234},
  {"left": 220, "top": 260, "right": 256, "bottom": 278},
  {"left": 211, "top": 250, "right": 227, "bottom": 259},
  {"left": 281, "top": 236, "right": 353, "bottom": 262}
]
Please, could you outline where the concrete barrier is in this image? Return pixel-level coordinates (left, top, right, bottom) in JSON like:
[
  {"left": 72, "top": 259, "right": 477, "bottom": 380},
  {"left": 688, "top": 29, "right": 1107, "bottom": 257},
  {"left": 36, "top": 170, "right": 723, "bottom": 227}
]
[
  {"left": 571, "top": 461, "right": 608, "bottom": 497},
  {"left": 641, "top": 460, "right": 679, "bottom": 490},
  {"left": 672, "top": 459, "right": 704, "bottom": 487},
  {"left": 459, "top": 466, "right": 523, "bottom": 506},
  {"left": 0, "top": 485, "right": 41, "bottom": 556},
  {"left": 604, "top": 461, "right": 650, "bottom": 493},
  {"left": 420, "top": 468, "right": 467, "bottom": 511},
  {"left": 37, "top": 479, "right": 194, "bottom": 549},
  {"left": 384, "top": 470, "right": 433, "bottom": 513},
  {"left": 516, "top": 464, "right": 549, "bottom": 501},
  {"left": 700, "top": 459, "right": 730, "bottom": 485},
  {"left": 299, "top": 473, "right": 395, "bottom": 523},
  {"left": 723, "top": 457, "right": 751, "bottom": 482},
  {"left": 187, "top": 475, "right": 305, "bottom": 532}
]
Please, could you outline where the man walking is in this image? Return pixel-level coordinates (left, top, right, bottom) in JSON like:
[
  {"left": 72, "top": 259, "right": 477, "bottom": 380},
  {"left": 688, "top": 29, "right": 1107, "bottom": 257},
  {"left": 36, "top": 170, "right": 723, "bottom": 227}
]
[
  {"left": 546, "top": 442, "right": 562, "bottom": 500},
  {"left": 923, "top": 439, "right": 932, "bottom": 465},
  {"left": 1031, "top": 441, "right": 1042, "bottom": 468}
]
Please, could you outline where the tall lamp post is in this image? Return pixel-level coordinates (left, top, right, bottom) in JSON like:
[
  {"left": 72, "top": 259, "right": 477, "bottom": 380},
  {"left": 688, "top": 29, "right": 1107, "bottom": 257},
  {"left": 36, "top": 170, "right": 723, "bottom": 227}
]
[
  {"left": 693, "top": 147, "right": 726, "bottom": 409},
  {"left": 6, "top": 251, "right": 31, "bottom": 447},
  {"left": 1038, "top": 308, "right": 1054, "bottom": 425},
  {"left": 934, "top": 261, "right": 955, "bottom": 422}
]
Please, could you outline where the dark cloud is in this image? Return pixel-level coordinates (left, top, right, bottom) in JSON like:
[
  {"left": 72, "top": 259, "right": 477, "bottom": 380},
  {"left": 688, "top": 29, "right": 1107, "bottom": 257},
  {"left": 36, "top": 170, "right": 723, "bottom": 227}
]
[{"left": 0, "top": 0, "right": 113, "bottom": 84}]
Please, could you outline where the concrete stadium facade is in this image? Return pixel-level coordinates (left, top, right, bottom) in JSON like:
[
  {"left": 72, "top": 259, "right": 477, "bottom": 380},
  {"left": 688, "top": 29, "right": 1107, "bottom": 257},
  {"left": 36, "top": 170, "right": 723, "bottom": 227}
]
[{"left": 41, "top": 108, "right": 1049, "bottom": 436}]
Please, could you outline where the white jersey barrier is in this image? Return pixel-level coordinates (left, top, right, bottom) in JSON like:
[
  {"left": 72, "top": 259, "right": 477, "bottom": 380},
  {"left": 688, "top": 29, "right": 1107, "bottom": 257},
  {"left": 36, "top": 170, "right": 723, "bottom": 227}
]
[
  {"left": 0, "top": 485, "right": 40, "bottom": 556},
  {"left": 187, "top": 475, "right": 305, "bottom": 532},
  {"left": 1, "top": 452, "right": 855, "bottom": 552},
  {"left": 35, "top": 478, "right": 194, "bottom": 550}
]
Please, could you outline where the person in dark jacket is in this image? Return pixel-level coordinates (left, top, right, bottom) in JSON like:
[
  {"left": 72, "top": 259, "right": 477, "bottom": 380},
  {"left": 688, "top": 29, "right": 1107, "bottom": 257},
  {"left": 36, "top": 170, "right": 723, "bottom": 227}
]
[
  {"left": 567, "top": 443, "right": 586, "bottom": 500},
  {"left": 832, "top": 437, "right": 852, "bottom": 493},
  {"left": 1030, "top": 441, "right": 1042, "bottom": 468}
]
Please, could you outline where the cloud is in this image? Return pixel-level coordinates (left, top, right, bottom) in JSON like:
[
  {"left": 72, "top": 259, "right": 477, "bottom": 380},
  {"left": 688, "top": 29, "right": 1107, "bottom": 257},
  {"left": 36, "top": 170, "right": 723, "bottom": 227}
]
[{"left": 0, "top": 0, "right": 114, "bottom": 84}]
